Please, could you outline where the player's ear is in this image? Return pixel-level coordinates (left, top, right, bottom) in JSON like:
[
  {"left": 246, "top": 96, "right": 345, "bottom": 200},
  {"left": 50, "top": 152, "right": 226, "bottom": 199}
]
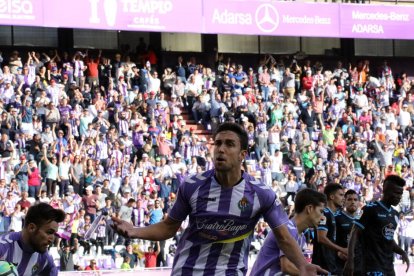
[
  {"left": 27, "top": 223, "right": 37, "bottom": 233},
  {"left": 306, "top": 205, "right": 312, "bottom": 215},
  {"left": 240, "top": 150, "right": 247, "bottom": 162}
]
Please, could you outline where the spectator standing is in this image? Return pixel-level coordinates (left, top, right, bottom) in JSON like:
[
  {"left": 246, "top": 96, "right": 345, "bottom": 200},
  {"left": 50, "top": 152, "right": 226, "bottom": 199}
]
[
  {"left": 27, "top": 159, "right": 41, "bottom": 199},
  {"left": 82, "top": 186, "right": 99, "bottom": 222},
  {"left": 144, "top": 242, "right": 160, "bottom": 268}
]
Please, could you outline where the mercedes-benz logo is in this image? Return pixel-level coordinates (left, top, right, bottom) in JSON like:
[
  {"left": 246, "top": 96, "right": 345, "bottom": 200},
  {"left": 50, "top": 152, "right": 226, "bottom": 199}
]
[{"left": 255, "top": 4, "right": 279, "bottom": 33}]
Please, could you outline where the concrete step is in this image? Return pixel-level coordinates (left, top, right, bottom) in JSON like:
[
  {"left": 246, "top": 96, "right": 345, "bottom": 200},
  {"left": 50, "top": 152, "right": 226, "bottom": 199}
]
[
  {"left": 181, "top": 113, "right": 191, "bottom": 121},
  {"left": 186, "top": 124, "right": 205, "bottom": 131},
  {"left": 192, "top": 129, "right": 212, "bottom": 135}
]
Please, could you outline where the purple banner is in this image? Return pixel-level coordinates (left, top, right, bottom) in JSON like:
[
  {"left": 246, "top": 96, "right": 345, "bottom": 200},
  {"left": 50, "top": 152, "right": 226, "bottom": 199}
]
[
  {"left": 0, "top": 0, "right": 414, "bottom": 39},
  {"left": 46, "top": 0, "right": 202, "bottom": 32},
  {"left": 340, "top": 4, "right": 414, "bottom": 39},
  {"left": 0, "top": 0, "right": 202, "bottom": 33},
  {"left": 0, "top": 0, "right": 44, "bottom": 26},
  {"left": 203, "top": 1, "right": 340, "bottom": 37}
]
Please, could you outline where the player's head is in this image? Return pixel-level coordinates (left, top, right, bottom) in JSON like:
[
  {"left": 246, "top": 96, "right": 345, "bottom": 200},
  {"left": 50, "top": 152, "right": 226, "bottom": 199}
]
[
  {"left": 324, "top": 184, "right": 344, "bottom": 208},
  {"left": 23, "top": 203, "right": 65, "bottom": 253},
  {"left": 213, "top": 123, "right": 248, "bottom": 171},
  {"left": 344, "top": 189, "right": 359, "bottom": 214},
  {"left": 383, "top": 175, "right": 405, "bottom": 206},
  {"left": 294, "top": 188, "right": 327, "bottom": 227}
]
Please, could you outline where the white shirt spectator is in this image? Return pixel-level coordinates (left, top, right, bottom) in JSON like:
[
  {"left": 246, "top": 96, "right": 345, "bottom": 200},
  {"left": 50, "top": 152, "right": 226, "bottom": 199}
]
[
  {"left": 269, "top": 153, "right": 283, "bottom": 173},
  {"left": 399, "top": 109, "right": 411, "bottom": 127},
  {"left": 171, "top": 161, "right": 186, "bottom": 174},
  {"left": 353, "top": 93, "right": 368, "bottom": 109},
  {"left": 385, "top": 129, "right": 398, "bottom": 143},
  {"left": 119, "top": 205, "right": 133, "bottom": 223},
  {"left": 385, "top": 112, "right": 396, "bottom": 127},
  {"left": 149, "top": 76, "right": 161, "bottom": 93},
  {"left": 109, "top": 176, "right": 122, "bottom": 194},
  {"left": 59, "top": 162, "right": 71, "bottom": 180},
  {"left": 47, "top": 85, "right": 61, "bottom": 106},
  {"left": 0, "top": 85, "right": 14, "bottom": 104},
  {"left": 9, "top": 211, "right": 24, "bottom": 232}
]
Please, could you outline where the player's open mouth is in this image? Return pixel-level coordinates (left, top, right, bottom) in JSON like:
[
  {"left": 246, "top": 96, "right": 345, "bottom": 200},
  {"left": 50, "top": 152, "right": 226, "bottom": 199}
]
[{"left": 216, "top": 157, "right": 225, "bottom": 162}]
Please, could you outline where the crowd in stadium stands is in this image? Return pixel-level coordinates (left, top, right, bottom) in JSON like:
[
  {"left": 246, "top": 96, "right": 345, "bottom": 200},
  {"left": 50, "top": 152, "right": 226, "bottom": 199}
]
[{"left": 0, "top": 45, "right": 413, "bottom": 271}]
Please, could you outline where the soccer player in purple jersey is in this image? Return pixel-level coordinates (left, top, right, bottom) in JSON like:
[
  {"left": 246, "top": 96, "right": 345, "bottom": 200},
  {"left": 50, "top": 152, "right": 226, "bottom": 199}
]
[
  {"left": 250, "top": 188, "right": 326, "bottom": 276},
  {"left": 0, "top": 203, "right": 65, "bottom": 275},
  {"left": 112, "top": 123, "right": 327, "bottom": 275}
]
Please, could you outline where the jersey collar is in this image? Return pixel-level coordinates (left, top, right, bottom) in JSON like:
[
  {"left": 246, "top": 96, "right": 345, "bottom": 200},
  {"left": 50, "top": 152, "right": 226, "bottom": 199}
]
[
  {"left": 341, "top": 210, "right": 357, "bottom": 220},
  {"left": 325, "top": 207, "right": 336, "bottom": 216},
  {"left": 378, "top": 200, "right": 392, "bottom": 213}
]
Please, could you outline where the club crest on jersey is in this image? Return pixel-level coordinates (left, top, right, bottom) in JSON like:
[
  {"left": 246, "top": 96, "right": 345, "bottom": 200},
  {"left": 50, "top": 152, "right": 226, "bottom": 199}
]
[
  {"left": 382, "top": 223, "right": 395, "bottom": 241},
  {"left": 238, "top": 197, "right": 250, "bottom": 211},
  {"left": 31, "top": 264, "right": 39, "bottom": 275}
]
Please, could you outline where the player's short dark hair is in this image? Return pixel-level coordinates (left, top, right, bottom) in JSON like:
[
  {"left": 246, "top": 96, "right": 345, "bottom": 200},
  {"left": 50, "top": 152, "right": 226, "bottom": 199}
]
[
  {"left": 345, "top": 189, "right": 359, "bottom": 200},
  {"left": 295, "top": 189, "right": 327, "bottom": 213},
  {"left": 383, "top": 175, "right": 405, "bottom": 191},
  {"left": 214, "top": 123, "right": 248, "bottom": 151},
  {"left": 324, "top": 183, "right": 344, "bottom": 199},
  {"left": 24, "top": 203, "right": 65, "bottom": 228}
]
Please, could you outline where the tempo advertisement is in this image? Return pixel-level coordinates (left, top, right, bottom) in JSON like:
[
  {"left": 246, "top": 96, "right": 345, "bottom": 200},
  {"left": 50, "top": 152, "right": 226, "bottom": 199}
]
[
  {"left": 0, "top": 0, "right": 203, "bottom": 33},
  {"left": 0, "top": 0, "right": 413, "bottom": 39}
]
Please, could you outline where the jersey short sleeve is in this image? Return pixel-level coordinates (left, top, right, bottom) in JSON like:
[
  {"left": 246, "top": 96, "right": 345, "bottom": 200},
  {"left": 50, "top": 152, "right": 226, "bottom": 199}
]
[
  {"left": 39, "top": 255, "right": 58, "bottom": 276},
  {"left": 354, "top": 204, "right": 373, "bottom": 230},
  {"left": 279, "top": 221, "right": 302, "bottom": 257},
  {"left": 261, "top": 191, "right": 289, "bottom": 229},
  {"left": 168, "top": 181, "right": 192, "bottom": 222}
]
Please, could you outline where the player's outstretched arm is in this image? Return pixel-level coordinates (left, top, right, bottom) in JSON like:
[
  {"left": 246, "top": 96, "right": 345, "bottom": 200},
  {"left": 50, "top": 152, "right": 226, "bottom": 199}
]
[
  {"left": 273, "top": 225, "right": 328, "bottom": 276},
  {"left": 343, "top": 225, "right": 361, "bottom": 276},
  {"left": 280, "top": 256, "right": 300, "bottom": 276},
  {"left": 111, "top": 216, "right": 181, "bottom": 241},
  {"left": 392, "top": 240, "right": 410, "bottom": 273}
]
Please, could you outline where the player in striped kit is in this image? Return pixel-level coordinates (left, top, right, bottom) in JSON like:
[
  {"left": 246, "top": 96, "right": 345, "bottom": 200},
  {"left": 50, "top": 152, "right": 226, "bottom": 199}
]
[
  {"left": 0, "top": 203, "right": 65, "bottom": 275},
  {"left": 112, "top": 122, "right": 327, "bottom": 275},
  {"left": 250, "top": 188, "right": 327, "bottom": 276}
]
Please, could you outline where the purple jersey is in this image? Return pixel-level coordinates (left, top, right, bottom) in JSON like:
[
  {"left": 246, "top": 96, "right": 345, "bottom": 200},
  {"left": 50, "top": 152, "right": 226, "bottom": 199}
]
[
  {"left": 250, "top": 219, "right": 306, "bottom": 276},
  {"left": 168, "top": 169, "right": 289, "bottom": 275},
  {"left": 0, "top": 232, "right": 57, "bottom": 276}
]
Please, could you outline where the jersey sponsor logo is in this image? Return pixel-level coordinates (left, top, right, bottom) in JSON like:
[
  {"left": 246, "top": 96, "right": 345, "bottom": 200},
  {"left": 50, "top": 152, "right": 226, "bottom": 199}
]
[
  {"left": 382, "top": 223, "right": 395, "bottom": 241},
  {"left": 195, "top": 218, "right": 248, "bottom": 236},
  {"left": 377, "top": 213, "right": 387, "bottom": 218},
  {"left": 238, "top": 197, "right": 250, "bottom": 211}
]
